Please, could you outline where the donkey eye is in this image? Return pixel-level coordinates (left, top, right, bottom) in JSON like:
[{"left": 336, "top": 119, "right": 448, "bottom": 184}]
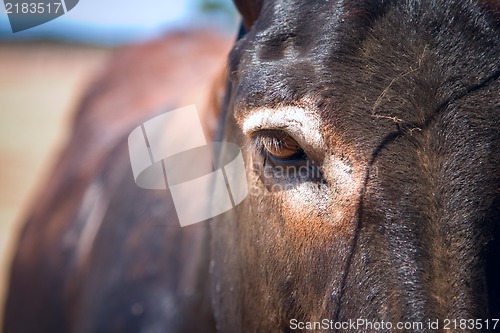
[
  {"left": 250, "top": 129, "right": 324, "bottom": 188},
  {"left": 255, "top": 130, "right": 306, "bottom": 162}
]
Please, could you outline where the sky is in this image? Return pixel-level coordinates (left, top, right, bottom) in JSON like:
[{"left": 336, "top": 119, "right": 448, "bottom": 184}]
[{"left": 0, "top": 0, "right": 238, "bottom": 44}]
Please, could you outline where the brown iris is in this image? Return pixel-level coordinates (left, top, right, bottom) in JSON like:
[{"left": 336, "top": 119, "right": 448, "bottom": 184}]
[{"left": 261, "top": 132, "right": 304, "bottom": 160}]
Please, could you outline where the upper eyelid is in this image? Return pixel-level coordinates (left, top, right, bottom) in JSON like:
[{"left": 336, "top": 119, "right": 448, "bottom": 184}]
[
  {"left": 242, "top": 117, "right": 302, "bottom": 137},
  {"left": 240, "top": 107, "right": 324, "bottom": 150},
  {"left": 254, "top": 131, "right": 303, "bottom": 154},
  {"left": 250, "top": 128, "right": 298, "bottom": 141},
  {"left": 249, "top": 129, "right": 299, "bottom": 149}
]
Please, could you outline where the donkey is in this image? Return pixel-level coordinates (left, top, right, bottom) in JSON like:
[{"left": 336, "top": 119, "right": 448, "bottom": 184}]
[
  {"left": 3, "top": 0, "right": 499, "bottom": 332},
  {"left": 210, "top": 0, "right": 499, "bottom": 331}
]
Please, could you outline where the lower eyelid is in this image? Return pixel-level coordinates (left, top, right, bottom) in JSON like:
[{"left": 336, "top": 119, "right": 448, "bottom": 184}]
[{"left": 268, "top": 153, "right": 307, "bottom": 166}]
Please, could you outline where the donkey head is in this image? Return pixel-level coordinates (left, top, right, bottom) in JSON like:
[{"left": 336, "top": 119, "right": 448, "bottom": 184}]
[{"left": 211, "top": 0, "right": 499, "bottom": 331}]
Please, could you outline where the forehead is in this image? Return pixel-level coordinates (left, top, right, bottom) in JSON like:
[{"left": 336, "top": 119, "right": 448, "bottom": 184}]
[{"left": 230, "top": 0, "right": 394, "bottom": 117}]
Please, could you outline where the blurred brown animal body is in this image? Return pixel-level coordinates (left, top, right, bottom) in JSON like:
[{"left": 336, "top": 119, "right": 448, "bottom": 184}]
[{"left": 3, "top": 30, "right": 230, "bottom": 333}]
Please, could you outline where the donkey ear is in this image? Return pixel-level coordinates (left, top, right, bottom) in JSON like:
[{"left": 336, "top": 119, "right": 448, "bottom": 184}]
[{"left": 233, "top": 0, "right": 264, "bottom": 29}]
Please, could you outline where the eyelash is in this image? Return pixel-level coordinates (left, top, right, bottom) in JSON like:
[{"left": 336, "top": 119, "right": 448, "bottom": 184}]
[{"left": 251, "top": 130, "right": 307, "bottom": 163}]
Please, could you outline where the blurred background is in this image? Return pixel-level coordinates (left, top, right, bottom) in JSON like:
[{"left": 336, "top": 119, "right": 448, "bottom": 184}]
[{"left": 0, "top": 0, "right": 238, "bottom": 326}]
